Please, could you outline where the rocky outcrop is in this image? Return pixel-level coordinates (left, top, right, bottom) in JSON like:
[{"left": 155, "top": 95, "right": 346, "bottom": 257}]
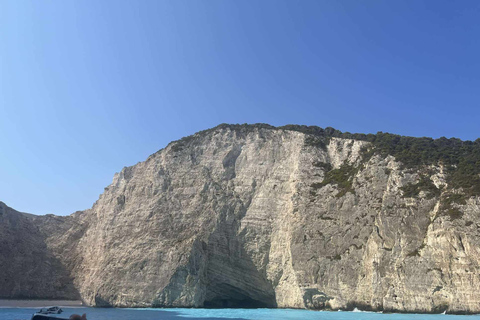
[
  {"left": 0, "top": 202, "right": 79, "bottom": 299},
  {"left": 2, "top": 124, "right": 480, "bottom": 313}
]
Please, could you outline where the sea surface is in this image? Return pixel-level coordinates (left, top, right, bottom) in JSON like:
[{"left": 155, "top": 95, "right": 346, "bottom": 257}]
[{"left": 2, "top": 308, "right": 480, "bottom": 320}]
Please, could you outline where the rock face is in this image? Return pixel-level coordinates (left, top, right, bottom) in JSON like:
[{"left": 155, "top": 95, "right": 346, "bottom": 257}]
[
  {"left": 0, "top": 202, "right": 79, "bottom": 299},
  {"left": 2, "top": 124, "right": 480, "bottom": 313}
]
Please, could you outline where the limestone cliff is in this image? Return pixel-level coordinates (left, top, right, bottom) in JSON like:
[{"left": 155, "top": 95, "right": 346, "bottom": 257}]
[
  {"left": 0, "top": 202, "right": 79, "bottom": 299},
  {"left": 2, "top": 124, "right": 480, "bottom": 314}
]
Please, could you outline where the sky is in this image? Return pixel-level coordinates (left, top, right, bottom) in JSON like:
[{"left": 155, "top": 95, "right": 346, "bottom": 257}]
[{"left": 1, "top": 0, "right": 479, "bottom": 215}]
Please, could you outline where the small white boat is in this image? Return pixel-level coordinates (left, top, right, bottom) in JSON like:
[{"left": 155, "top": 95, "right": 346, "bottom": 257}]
[
  {"left": 30, "top": 306, "right": 87, "bottom": 320},
  {"left": 37, "top": 307, "right": 63, "bottom": 315}
]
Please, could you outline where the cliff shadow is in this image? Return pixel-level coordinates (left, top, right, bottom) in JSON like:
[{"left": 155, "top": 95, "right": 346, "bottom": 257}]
[
  {"left": 203, "top": 198, "right": 277, "bottom": 308},
  {"left": 0, "top": 204, "right": 81, "bottom": 300}
]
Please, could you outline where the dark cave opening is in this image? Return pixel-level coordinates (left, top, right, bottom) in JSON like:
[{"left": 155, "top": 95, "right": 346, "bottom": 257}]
[
  {"left": 204, "top": 281, "right": 277, "bottom": 309},
  {"left": 204, "top": 297, "right": 273, "bottom": 309}
]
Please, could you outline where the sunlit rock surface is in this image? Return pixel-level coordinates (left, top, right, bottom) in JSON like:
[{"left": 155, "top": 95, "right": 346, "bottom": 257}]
[{"left": 2, "top": 124, "right": 480, "bottom": 313}]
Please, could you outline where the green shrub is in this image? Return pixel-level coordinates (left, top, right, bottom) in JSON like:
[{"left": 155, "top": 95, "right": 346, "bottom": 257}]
[
  {"left": 311, "top": 164, "right": 358, "bottom": 197},
  {"left": 312, "top": 161, "right": 333, "bottom": 171},
  {"left": 400, "top": 175, "right": 441, "bottom": 199},
  {"left": 440, "top": 193, "right": 467, "bottom": 220}
]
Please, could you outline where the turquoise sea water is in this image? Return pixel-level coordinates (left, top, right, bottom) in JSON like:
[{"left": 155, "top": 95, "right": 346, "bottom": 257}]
[{"left": 2, "top": 308, "right": 480, "bottom": 320}]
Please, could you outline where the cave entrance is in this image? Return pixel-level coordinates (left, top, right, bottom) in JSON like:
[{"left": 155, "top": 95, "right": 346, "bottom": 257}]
[
  {"left": 204, "top": 283, "right": 276, "bottom": 309},
  {"left": 204, "top": 296, "right": 273, "bottom": 308}
]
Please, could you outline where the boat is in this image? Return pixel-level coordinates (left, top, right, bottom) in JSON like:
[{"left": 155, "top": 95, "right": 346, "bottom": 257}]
[
  {"left": 37, "top": 307, "right": 63, "bottom": 315},
  {"left": 30, "top": 307, "right": 87, "bottom": 320},
  {"left": 31, "top": 313, "right": 87, "bottom": 320}
]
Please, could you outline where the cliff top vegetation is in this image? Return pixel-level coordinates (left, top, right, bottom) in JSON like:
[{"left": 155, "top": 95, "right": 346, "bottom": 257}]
[{"left": 172, "top": 123, "right": 480, "bottom": 197}]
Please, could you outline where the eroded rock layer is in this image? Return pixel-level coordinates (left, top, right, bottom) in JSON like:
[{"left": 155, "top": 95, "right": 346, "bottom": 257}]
[{"left": 2, "top": 124, "right": 480, "bottom": 313}]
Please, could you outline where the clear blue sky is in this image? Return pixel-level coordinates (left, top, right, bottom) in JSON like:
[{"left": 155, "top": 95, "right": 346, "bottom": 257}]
[{"left": 1, "top": 0, "right": 479, "bottom": 215}]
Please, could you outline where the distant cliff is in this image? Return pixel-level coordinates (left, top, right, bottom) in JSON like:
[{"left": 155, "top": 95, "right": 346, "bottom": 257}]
[
  {"left": 2, "top": 124, "right": 480, "bottom": 314},
  {"left": 0, "top": 202, "right": 78, "bottom": 300}
]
